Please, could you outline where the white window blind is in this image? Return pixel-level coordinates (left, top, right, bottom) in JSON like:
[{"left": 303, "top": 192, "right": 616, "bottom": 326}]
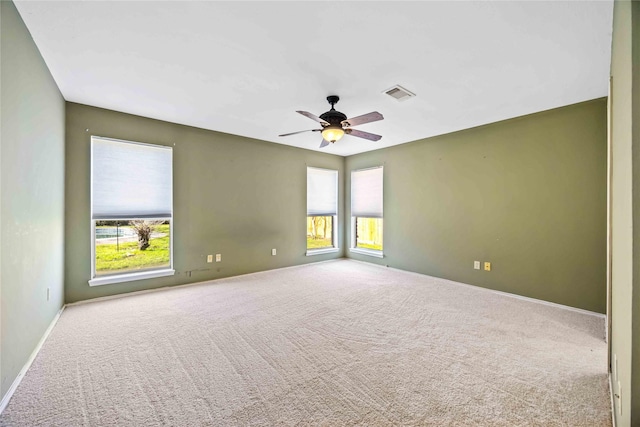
[
  {"left": 351, "top": 166, "right": 383, "bottom": 218},
  {"left": 307, "top": 167, "right": 338, "bottom": 216},
  {"left": 91, "top": 137, "right": 173, "bottom": 219}
]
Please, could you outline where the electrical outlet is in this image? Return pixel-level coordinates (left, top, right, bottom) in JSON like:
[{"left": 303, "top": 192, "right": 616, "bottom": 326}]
[
  {"left": 474, "top": 261, "right": 480, "bottom": 270},
  {"left": 484, "top": 262, "right": 491, "bottom": 271},
  {"left": 207, "top": 255, "right": 213, "bottom": 263},
  {"left": 272, "top": 248, "right": 277, "bottom": 256},
  {"left": 617, "top": 381, "right": 622, "bottom": 415},
  {"left": 216, "top": 254, "right": 221, "bottom": 262}
]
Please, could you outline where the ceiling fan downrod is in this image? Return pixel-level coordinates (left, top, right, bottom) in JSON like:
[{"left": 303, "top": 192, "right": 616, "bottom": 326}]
[{"left": 326, "top": 95, "right": 340, "bottom": 110}]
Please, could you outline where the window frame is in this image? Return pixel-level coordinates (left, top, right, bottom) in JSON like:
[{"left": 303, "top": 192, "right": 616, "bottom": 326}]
[
  {"left": 306, "top": 167, "right": 339, "bottom": 256},
  {"left": 89, "top": 136, "right": 175, "bottom": 286},
  {"left": 350, "top": 166, "right": 384, "bottom": 258}
]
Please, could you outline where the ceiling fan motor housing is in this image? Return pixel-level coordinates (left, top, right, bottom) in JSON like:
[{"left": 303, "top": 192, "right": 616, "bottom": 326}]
[{"left": 319, "top": 110, "right": 347, "bottom": 127}]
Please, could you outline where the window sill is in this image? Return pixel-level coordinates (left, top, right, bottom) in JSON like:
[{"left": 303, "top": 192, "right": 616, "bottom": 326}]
[
  {"left": 349, "top": 248, "right": 384, "bottom": 258},
  {"left": 306, "top": 247, "right": 340, "bottom": 256},
  {"left": 89, "top": 269, "right": 175, "bottom": 287}
]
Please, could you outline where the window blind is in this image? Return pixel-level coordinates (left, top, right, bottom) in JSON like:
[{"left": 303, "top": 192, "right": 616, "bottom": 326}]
[
  {"left": 307, "top": 167, "right": 338, "bottom": 216},
  {"left": 351, "top": 166, "right": 383, "bottom": 218},
  {"left": 91, "top": 137, "right": 173, "bottom": 219}
]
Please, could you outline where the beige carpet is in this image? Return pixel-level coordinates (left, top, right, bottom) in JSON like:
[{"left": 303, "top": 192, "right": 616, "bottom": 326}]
[{"left": 0, "top": 259, "right": 611, "bottom": 426}]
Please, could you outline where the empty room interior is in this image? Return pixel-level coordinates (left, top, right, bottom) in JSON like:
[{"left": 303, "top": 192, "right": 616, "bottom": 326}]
[{"left": 1, "top": 0, "right": 639, "bottom": 426}]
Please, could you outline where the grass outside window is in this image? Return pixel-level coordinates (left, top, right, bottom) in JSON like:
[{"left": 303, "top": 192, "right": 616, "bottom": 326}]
[
  {"left": 307, "top": 216, "right": 334, "bottom": 250},
  {"left": 355, "top": 217, "right": 383, "bottom": 251},
  {"left": 95, "top": 222, "right": 170, "bottom": 276}
]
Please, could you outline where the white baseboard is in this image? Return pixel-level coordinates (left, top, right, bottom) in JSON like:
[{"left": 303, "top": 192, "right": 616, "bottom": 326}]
[
  {"left": 0, "top": 305, "right": 65, "bottom": 415},
  {"left": 460, "top": 281, "right": 605, "bottom": 319},
  {"left": 71, "top": 258, "right": 606, "bottom": 324},
  {"left": 66, "top": 259, "right": 343, "bottom": 307},
  {"left": 76, "top": 258, "right": 606, "bottom": 321},
  {"left": 349, "top": 259, "right": 605, "bottom": 319}
]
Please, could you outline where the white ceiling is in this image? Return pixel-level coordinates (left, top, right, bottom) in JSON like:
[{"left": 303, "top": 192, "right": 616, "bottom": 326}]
[{"left": 15, "top": 1, "right": 613, "bottom": 156}]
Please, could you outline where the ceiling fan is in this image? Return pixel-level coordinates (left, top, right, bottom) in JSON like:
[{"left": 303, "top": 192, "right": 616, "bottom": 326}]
[{"left": 279, "top": 96, "right": 383, "bottom": 148}]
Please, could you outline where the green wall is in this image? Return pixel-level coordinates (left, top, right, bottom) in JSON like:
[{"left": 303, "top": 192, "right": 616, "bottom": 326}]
[
  {"left": 65, "top": 103, "right": 344, "bottom": 303},
  {"left": 0, "top": 1, "right": 65, "bottom": 399},
  {"left": 610, "top": 1, "right": 640, "bottom": 424},
  {"left": 345, "top": 99, "right": 607, "bottom": 314}
]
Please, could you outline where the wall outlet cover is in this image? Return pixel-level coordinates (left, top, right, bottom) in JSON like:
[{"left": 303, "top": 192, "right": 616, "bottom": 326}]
[
  {"left": 484, "top": 262, "right": 491, "bottom": 271},
  {"left": 474, "top": 261, "right": 480, "bottom": 270}
]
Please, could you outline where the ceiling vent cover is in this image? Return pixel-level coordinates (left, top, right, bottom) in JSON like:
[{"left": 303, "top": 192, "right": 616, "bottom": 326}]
[{"left": 383, "top": 85, "right": 416, "bottom": 102}]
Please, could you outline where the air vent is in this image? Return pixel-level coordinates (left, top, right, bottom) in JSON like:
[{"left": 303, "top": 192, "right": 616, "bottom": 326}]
[{"left": 383, "top": 85, "right": 416, "bottom": 102}]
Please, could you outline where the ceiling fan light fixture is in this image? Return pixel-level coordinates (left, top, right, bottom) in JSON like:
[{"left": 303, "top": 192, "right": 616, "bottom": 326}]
[{"left": 321, "top": 125, "right": 345, "bottom": 143}]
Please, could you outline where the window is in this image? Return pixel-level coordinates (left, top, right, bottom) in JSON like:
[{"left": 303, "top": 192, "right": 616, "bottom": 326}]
[
  {"left": 351, "top": 166, "right": 383, "bottom": 257},
  {"left": 90, "top": 136, "right": 174, "bottom": 286},
  {"left": 307, "top": 167, "right": 338, "bottom": 255}
]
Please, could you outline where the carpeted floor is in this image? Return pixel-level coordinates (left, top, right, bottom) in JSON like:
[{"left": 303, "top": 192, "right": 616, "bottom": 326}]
[{"left": 0, "top": 259, "right": 611, "bottom": 426}]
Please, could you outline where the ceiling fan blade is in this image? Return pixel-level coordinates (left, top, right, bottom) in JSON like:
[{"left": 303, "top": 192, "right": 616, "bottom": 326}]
[
  {"left": 345, "top": 128, "right": 382, "bottom": 141},
  {"left": 279, "top": 129, "right": 321, "bottom": 137},
  {"left": 297, "top": 110, "right": 330, "bottom": 126},
  {"left": 319, "top": 139, "right": 330, "bottom": 148},
  {"left": 341, "top": 111, "right": 383, "bottom": 127}
]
